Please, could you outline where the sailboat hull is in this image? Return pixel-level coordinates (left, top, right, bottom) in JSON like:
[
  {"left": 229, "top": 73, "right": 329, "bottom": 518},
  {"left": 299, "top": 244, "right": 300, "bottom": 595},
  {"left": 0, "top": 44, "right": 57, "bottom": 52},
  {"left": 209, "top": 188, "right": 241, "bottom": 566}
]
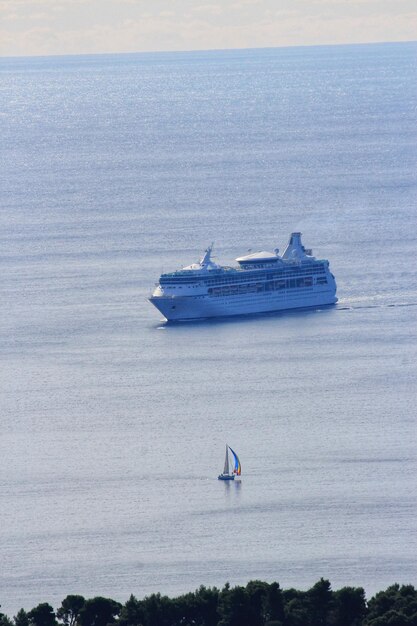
[{"left": 218, "top": 474, "right": 235, "bottom": 481}]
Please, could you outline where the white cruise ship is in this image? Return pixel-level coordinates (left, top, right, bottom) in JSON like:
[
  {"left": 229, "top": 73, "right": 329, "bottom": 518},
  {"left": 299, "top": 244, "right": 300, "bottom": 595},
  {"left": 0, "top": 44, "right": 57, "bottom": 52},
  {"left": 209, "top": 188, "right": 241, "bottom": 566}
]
[{"left": 149, "top": 232, "right": 337, "bottom": 321}]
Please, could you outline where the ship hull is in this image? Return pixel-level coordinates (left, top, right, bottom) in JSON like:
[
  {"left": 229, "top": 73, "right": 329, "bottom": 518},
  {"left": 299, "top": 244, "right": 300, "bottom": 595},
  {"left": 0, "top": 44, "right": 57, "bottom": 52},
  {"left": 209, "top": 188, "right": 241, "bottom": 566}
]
[{"left": 149, "top": 288, "right": 337, "bottom": 322}]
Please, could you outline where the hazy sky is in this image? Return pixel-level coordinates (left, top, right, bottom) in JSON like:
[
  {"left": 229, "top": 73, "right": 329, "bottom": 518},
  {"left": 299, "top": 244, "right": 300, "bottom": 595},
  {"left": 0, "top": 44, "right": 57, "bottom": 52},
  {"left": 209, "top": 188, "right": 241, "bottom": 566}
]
[{"left": 1, "top": 0, "right": 416, "bottom": 57}]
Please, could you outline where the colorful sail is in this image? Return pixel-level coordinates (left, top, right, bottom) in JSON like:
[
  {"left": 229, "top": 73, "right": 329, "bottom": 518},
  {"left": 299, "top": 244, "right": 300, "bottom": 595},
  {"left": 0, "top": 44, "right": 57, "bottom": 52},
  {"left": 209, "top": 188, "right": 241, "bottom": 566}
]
[{"left": 228, "top": 446, "right": 241, "bottom": 476}]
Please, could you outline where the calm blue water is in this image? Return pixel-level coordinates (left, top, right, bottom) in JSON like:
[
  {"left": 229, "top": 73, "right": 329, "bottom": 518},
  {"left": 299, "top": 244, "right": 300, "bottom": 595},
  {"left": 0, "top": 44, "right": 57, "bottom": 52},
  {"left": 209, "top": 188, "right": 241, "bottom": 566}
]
[{"left": 0, "top": 42, "right": 416, "bottom": 615}]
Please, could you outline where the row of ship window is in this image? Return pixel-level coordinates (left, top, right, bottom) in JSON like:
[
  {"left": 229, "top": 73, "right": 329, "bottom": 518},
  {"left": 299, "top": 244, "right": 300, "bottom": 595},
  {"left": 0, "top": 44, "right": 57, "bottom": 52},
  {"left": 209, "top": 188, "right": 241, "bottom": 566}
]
[
  {"left": 207, "top": 270, "right": 325, "bottom": 285},
  {"left": 162, "top": 267, "right": 326, "bottom": 286},
  {"left": 208, "top": 276, "right": 327, "bottom": 296}
]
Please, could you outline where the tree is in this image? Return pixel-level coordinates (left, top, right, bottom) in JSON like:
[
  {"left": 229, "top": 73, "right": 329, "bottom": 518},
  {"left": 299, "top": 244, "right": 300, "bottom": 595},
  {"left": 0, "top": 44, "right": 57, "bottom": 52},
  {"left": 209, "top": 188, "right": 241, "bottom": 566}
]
[
  {"left": 264, "top": 582, "right": 284, "bottom": 625},
  {"left": 14, "top": 610, "right": 29, "bottom": 626},
  {"left": 27, "top": 604, "right": 56, "bottom": 626},
  {"left": 78, "top": 598, "right": 120, "bottom": 626},
  {"left": 331, "top": 587, "right": 366, "bottom": 626},
  {"left": 218, "top": 585, "right": 250, "bottom": 626},
  {"left": 168, "top": 588, "right": 219, "bottom": 626},
  {"left": 118, "top": 595, "right": 145, "bottom": 626},
  {"left": 57, "top": 596, "right": 85, "bottom": 626},
  {"left": 245, "top": 580, "right": 270, "bottom": 626},
  {"left": 366, "top": 585, "right": 399, "bottom": 620},
  {"left": 139, "top": 593, "right": 175, "bottom": 626},
  {"left": 193, "top": 585, "right": 220, "bottom": 626},
  {"left": 365, "top": 584, "right": 417, "bottom": 625},
  {"left": 307, "top": 578, "right": 333, "bottom": 626},
  {"left": 366, "top": 611, "right": 413, "bottom": 626},
  {"left": 0, "top": 606, "right": 13, "bottom": 626},
  {"left": 284, "top": 597, "right": 310, "bottom": 626}
]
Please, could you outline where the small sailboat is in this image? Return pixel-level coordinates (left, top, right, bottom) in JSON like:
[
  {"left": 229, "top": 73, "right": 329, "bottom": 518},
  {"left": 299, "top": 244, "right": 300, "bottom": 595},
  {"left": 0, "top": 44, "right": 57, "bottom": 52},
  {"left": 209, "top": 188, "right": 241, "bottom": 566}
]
[{"left": 218, "top": 444, "right": 241, "bottom": 480}]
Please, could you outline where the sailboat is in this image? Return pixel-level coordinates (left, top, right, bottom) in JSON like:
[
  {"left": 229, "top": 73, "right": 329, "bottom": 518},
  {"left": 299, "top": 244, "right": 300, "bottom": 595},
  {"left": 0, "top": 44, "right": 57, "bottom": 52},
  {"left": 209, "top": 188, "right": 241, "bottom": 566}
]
[{"left": 218, "top": 444, "right": 241, "bottom": 480}]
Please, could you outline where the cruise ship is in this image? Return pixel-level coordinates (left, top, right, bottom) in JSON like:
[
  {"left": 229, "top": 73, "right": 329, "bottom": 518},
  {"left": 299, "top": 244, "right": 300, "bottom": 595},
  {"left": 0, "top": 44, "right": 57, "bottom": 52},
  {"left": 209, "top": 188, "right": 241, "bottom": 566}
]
[{"left": 149, "top": 232, "right": 337, "bottom": 321}]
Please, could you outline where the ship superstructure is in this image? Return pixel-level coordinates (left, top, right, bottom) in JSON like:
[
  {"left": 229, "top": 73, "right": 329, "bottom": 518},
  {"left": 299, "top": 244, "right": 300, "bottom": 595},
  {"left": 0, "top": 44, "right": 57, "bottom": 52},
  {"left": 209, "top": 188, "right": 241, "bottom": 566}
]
[{"left": 149, "top": 233, "right": 337, "bottom": 321}]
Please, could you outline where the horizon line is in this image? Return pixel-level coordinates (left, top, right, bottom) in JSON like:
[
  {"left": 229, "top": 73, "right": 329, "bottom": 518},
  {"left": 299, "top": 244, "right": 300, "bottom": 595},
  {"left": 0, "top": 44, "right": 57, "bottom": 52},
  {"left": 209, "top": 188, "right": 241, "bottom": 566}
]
[{"left": 1, "top": 38, "right": 416, "bottom": 62}]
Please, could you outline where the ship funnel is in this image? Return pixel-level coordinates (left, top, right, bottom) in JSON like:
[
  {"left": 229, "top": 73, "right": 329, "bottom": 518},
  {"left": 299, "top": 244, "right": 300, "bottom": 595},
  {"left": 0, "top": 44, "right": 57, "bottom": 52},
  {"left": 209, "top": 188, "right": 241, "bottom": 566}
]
[{"left": 282, "top": 232, "right": 308, "bottom": 261}]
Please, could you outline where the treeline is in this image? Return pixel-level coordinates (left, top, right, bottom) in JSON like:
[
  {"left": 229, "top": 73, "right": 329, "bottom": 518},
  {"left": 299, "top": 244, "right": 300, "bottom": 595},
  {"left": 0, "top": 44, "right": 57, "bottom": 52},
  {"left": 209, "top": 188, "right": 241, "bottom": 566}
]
[{"left": 1, "top": 579, "right": 417, "bottom": 626}]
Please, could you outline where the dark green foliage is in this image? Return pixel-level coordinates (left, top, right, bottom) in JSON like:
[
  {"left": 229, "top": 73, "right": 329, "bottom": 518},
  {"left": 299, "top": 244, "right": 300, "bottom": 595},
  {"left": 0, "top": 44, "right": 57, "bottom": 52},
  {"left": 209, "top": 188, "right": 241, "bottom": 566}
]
[
  {"left": 331, "top": 586, "right": 367, "bottom": 626},
  {"left": 2, "top": 579, "right": 417, "bottom": 626},
  {"left": 118, "top": 594, "right": 146, "bottom": 626},
  {"left": 0, "top": 607, "right": 13, "bottom": 626},
  {"left": 78, "top": 597, "right": 120, "bottom": 626},
  {"left": 218, "top": 585, "right": 250, "bottom": 626},
  {"left": 118, "top": 587, "right": 220, "bottom": 626},
  {"left": 284, "top": 596, "right": 310, "bottom": 626},
  {"left": 56, "top": 596, "right": 85, "bottom": 626},
  {"left": 14, "top": 610, "right": 29, "bottom": 626},
  {"left": 27, "top": 604, "right": 56, "bottom": 626},
  {"left": 264, "top": 582, "right": 284, "bottom": 625},
  {"left": 366, "top": 612, "right": 413, "bottom": 626},
  {"left": 173, "top": 586, "right": 220, "bottom": 626},
  {"left": 307, "top": 578, "right": 333, "bottom": 626},
  {"left": 137, "top": 593, "right": 176, "bottom": 626},
  {"left": 365, "top": 584, "right": 417, "bottom": 626},
  {"left": 248, "top": 580, "right": 275, "bottom": 626},
  {"left": 193, "top": 585, "right": 220, "bottom": 626}
]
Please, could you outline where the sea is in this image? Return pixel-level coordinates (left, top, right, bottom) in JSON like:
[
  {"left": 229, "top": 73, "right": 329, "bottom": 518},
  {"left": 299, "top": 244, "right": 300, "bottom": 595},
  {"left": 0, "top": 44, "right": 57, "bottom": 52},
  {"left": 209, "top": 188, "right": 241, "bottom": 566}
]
[{"left": 0, "top": 42, "right": 416, "bottom": 616}]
